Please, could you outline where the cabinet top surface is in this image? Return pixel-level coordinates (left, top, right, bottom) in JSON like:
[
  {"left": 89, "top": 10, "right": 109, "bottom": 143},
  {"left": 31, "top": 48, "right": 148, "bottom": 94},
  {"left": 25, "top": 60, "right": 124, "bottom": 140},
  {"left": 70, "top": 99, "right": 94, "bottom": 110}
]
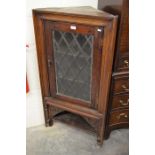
[{"left": 33, "top": 6, "right": 115, "bottom": 20}]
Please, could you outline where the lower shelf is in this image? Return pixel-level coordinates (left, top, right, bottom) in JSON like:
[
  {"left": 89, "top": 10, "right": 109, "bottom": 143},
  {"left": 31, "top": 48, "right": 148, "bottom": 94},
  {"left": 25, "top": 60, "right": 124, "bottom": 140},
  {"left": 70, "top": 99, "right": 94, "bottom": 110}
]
[{"left": 53, "top": 111, "right": 96, "bottom": 134}]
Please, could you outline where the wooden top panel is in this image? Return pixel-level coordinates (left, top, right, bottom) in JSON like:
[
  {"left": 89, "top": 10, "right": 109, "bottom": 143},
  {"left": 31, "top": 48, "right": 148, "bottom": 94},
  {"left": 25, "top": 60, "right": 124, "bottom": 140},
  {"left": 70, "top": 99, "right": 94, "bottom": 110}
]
[{"left": 33, "top": 6, "right": 115, "bottom": 21}]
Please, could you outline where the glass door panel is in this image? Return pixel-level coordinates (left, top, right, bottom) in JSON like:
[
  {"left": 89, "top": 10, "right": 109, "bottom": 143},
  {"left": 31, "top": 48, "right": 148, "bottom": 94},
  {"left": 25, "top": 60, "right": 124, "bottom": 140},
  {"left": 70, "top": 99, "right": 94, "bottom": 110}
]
[{"left": 52, "top": 30, "right": 93, "bottom": 102}]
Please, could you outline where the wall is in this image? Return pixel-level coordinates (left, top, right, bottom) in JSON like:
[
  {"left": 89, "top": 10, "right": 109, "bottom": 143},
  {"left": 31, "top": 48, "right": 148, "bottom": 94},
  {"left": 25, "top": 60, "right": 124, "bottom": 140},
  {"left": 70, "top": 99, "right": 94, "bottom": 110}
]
[{"left": 26, "top": 0, "right": 98, "bottom": 128}]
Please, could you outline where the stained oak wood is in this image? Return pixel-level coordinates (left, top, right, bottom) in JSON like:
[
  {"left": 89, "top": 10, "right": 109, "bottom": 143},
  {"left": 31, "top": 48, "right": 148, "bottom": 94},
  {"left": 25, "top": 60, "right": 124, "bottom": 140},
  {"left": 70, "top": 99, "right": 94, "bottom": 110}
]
[
  {"left": 98, "top": 0, "right": 129, "bottom": 139},
  {"left": 98, "top": 0, "right": 129, "bottom": 71},
  {"left": 109, "top": 109, "right": 129, "bottom": 126},
  {"left": 104, "top": 72, "right": 129, "bottom": 139},
  {"left": 33, "top": 6, "right": 118, "bottom": 145},
  {"left": 34, "top": 6, "right": 114, "bottom": 20},
  {"left": 117, "top": 55, "right": 129, "bottom": 71},
  {"left": 44, "top": 20, "right": 103, "bottom": 109},
  {"left": 111, "top": 94, "right": 129, "bottom": 110},
  {"left": 44, "top": 97, "right": 103, "bottom": 119},
  {"left": 113, "top": 76, "right": 129, "bottom": 94}
]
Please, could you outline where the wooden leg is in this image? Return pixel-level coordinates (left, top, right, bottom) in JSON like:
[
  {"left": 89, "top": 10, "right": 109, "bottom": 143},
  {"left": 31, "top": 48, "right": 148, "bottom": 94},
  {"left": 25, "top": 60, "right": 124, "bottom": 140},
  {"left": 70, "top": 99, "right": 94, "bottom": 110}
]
[
  {"left": 44, "top": 104, "right": 50, "bottom": 127},
  {"left": 97, "top": 118, "right": 105, "bottom": 145},
  {"left": 44, "top": 105, "right": 54, "bottom": 127},
  {"left": 104, "top": 129, "right": 111, "bottom": 140},
  {"left": 48, "top": 106, "right": 54, "bottom": 127},
  {"left": 48, "top": 118, "right": 53, "bottom": 126}
]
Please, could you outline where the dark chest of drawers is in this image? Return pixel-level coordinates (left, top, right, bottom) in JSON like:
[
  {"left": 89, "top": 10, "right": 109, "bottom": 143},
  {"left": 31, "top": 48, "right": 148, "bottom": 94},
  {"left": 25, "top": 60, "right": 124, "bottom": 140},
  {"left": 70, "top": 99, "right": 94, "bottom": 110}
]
[{"left": 98, "top": 0, "right": 129, "bottom": 138}]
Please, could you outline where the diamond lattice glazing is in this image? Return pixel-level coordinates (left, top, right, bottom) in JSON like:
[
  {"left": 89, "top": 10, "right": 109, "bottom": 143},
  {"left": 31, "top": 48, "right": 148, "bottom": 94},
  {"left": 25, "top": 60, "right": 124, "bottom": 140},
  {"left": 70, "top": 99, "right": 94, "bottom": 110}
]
[{"left": 52, "top": 30, "right": 93, "bottom": 101}]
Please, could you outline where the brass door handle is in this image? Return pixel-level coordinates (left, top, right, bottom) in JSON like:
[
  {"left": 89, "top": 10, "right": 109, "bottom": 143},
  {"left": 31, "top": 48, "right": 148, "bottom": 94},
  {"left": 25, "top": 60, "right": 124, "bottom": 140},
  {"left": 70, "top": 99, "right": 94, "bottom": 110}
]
[
  {"left": 121, "top": 84, "right": 129, "bottom": 91},
  {"left": 117, "top": 113, "right": 128, "bottom": 120},
  {"left": 119, "top": 99, "right": 129, "bottom": 106}
]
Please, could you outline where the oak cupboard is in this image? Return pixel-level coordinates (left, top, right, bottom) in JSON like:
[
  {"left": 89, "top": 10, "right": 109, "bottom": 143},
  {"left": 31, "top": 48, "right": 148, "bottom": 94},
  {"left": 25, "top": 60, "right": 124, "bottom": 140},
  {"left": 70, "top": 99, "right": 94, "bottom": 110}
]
[{"left": 33, "top": 6, "right": 118, "bottom": 144}]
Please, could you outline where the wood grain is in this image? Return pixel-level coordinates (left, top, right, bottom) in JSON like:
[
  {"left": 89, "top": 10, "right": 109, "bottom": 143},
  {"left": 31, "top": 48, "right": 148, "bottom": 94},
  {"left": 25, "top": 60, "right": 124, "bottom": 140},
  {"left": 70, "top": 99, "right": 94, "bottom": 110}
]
[{"left": 33, "top": 6, "right": 118, "bottom": 145}]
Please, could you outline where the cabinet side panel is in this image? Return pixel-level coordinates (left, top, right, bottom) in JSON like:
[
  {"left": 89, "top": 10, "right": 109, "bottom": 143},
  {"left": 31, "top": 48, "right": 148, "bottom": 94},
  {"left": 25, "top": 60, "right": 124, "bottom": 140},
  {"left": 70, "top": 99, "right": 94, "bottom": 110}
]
[{"left": 97, "top": 17, "right": 118, "bottom": 142}]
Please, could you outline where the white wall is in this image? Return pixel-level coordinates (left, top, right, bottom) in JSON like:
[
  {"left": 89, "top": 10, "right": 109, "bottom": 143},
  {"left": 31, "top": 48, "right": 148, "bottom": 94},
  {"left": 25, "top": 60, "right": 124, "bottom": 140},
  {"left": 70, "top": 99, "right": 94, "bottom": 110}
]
[{"left": 26, "top": 0, "right": 98, "bottom": 128}]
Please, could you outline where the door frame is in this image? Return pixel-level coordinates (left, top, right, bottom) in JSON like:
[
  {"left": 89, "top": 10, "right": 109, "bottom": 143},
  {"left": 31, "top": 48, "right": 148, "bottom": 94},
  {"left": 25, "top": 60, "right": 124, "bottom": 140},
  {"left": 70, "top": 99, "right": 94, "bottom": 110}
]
[{"left": 44, "top": 20, "right": 104, "bottom": 109}]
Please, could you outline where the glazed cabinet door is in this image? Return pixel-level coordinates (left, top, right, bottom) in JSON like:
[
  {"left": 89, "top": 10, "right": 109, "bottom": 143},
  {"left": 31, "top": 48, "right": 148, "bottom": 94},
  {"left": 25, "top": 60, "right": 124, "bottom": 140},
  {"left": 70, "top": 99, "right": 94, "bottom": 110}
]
[{"left": 43, "top": 20, "right": 104, "bottom": 110}]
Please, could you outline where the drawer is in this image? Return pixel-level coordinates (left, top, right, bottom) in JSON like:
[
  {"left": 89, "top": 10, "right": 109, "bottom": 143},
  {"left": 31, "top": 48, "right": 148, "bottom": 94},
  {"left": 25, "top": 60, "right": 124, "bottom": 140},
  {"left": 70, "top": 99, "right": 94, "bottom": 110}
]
[
  {"left": 117, "top": 56, "right": 129, "bottom": 71},
  {"left": 113, "top": 77, "right": 129, "bottom": 94},
  {"left": 111, "top": 94, "right": 129, "bottom": 109},
  {"left": 109, "top": 109, "right": 129, "bottom": 126}
]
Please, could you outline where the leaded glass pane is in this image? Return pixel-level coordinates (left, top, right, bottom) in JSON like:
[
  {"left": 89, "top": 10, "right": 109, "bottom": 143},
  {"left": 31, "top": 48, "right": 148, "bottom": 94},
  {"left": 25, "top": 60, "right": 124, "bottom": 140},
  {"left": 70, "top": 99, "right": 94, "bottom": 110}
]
[{"left": 52, "top": 30, "right": 93, "bottom": 102}]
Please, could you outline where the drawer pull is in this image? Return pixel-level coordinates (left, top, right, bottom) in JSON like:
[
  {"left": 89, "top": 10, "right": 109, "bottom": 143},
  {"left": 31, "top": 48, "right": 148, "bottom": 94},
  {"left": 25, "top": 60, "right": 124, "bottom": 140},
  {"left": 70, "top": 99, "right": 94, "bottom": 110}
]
[
  {"left": 121, "top": 84, "right": 129, "bottom": 91},
  {"left": 119, "top": 99, "right": 129, "bottom": 106},
  {"left": 124, "top": 60, "right": 129, "bottom": 67},
  {"left": 117, "top": 113, "right": 128, "bottom": 120}
]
